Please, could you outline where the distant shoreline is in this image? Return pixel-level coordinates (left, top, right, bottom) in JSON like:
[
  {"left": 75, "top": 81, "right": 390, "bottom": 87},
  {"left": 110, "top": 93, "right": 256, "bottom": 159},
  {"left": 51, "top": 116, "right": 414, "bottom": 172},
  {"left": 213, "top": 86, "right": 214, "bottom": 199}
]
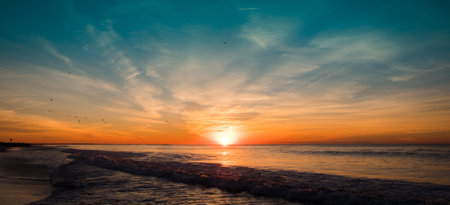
[{"left": 0, "top": 142, "right": 32, "bottom": 152}]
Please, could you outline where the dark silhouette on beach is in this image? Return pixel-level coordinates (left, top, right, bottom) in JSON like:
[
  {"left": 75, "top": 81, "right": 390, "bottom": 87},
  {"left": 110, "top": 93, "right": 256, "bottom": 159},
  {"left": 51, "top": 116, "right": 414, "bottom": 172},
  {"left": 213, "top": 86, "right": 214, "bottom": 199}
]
[{"left": 0, "top": 142, "right": 31, "bottom": 152}]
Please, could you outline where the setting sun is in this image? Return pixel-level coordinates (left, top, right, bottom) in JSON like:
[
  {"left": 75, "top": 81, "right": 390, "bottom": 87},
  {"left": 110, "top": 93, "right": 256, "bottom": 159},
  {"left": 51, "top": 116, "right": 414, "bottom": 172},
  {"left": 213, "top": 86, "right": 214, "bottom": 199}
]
[
  {"left": 214, "top": 127, "right": 238, "bottom": 146},
  {"left": 220, "top": 137, "right": 231, "bottom": 146}
]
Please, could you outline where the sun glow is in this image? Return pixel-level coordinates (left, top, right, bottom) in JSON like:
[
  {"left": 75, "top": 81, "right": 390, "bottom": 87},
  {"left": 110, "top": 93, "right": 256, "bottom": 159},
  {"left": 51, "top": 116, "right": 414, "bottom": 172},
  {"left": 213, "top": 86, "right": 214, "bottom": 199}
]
[
  {"left": 214, "top": 127, "right": 238, "bottom": 146},
  {"left": 220, "top": 136, "right": 231, "bottom": 146}
]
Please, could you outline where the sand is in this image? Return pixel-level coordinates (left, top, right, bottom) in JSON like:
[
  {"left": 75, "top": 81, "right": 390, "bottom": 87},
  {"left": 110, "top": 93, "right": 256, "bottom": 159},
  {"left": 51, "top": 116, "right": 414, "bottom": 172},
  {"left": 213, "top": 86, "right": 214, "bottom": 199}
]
[{"left": 0, "top": 151, "right": 52, "bottom": 205}]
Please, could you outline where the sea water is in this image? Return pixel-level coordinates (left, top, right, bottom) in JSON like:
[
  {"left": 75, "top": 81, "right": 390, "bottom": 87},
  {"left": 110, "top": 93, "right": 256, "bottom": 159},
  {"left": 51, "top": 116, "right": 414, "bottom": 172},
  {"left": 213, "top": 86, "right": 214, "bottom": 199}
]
[
  {"left": 61, "top": 144, "right": 450, "bottom": 185},
  {"left": 31, "top": 144, "right": 450, "bottom": 204}
]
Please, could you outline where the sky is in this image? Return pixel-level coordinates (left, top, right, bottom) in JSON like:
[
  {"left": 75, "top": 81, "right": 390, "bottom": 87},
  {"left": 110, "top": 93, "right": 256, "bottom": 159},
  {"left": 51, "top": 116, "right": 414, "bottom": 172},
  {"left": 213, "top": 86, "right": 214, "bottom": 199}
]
[{"left": 1, "top": 0, "right": 450, "bottom": 144}]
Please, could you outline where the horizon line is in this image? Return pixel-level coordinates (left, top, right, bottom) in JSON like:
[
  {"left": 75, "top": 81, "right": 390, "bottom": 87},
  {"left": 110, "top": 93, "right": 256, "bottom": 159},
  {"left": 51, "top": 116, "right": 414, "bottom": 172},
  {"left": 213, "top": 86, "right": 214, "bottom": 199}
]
[{"left": 5, "top": 142, "right": 449, "bottom": 146}]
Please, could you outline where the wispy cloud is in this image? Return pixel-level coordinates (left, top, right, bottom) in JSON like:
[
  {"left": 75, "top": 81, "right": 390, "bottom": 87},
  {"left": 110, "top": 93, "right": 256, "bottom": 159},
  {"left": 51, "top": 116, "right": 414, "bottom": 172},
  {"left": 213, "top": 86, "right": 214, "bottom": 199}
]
[
  {"left": 238, "top": 8, "right": 259, "bottom": 11},
  {"left": 388, "top": 75, "right": 414, "bottom": 82},
  {"left": 1, "top": 1, "right": 449, "bottom": 144},
  {"left": 85, "top": 22, "right": 163, "bottom": 119},
  {"left": 241, "top": 15, "right": 297, "bottom": 48},
  {"left": 35, "top": 37, "right": 73, "bottom": 66}
]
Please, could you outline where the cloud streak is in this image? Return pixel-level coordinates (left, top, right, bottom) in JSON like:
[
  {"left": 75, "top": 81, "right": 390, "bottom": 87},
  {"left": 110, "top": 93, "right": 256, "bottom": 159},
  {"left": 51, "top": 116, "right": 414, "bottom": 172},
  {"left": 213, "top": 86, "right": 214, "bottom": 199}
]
[{"left": 0, "top": 1, "right": 449, "bottom": 144}]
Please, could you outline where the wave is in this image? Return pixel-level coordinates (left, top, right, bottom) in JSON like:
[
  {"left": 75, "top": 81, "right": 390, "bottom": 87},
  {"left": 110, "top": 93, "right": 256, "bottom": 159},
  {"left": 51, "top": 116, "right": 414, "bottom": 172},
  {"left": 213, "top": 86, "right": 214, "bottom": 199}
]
[
  {"left": 55, "top": 149, "right": 449, "bottom": 205},
  {"left": 281, "top": 149, "right": 450, "bottom": 159}
]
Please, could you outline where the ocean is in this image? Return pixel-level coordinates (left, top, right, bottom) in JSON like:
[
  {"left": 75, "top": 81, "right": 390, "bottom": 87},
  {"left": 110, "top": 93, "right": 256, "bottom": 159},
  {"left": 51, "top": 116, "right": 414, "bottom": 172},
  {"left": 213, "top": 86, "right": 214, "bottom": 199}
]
[
  {"left": 24, "top": 144, "right": 450, "bottom": 204},
  {"left": 60, "top": 144, "right": 450, "bottom": 185}
]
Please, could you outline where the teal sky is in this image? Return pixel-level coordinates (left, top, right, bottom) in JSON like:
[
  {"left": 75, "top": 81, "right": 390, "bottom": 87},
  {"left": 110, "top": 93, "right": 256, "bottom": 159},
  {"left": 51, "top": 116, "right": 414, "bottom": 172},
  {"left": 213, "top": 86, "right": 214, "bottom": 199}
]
[{"left": 1, "top": 0, "right": 450, "bottom": 144}]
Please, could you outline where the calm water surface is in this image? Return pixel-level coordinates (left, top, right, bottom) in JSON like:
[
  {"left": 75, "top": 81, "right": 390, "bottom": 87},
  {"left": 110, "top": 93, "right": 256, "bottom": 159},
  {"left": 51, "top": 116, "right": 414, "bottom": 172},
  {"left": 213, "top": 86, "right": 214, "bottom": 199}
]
[{"left": 61, "top": 144, "right": 450, "bottom": 185}]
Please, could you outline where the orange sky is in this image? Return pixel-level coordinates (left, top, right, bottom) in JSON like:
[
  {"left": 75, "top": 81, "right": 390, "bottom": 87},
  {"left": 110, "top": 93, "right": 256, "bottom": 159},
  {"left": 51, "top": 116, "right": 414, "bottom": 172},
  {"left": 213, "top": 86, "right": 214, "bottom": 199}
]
[{"left": 1, "top": 1, "right": 450, "bottom": 144}]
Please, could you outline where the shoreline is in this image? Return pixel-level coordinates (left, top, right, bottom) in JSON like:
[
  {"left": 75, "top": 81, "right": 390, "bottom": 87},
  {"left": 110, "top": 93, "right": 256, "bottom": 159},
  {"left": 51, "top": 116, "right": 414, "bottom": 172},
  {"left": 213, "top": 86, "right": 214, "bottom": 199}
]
[
  {"left": 1, "top": 145, "right": 449, "bottom": 204},
  {"left": 0, "top": 148, "right": 52, "bottom": 205},
  {"left": 0, "top": 142, "right": 32, "bottom": 153}
]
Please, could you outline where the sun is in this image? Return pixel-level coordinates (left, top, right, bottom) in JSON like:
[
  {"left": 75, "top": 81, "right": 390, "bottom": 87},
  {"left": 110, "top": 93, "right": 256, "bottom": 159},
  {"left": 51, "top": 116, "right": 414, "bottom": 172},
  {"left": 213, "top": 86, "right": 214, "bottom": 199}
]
[
  {"left": 219, "top": 136, "right": 231, "bottom": 146},
  {"left": 214, "top": 127, "right": 238, "bottom": 146}
]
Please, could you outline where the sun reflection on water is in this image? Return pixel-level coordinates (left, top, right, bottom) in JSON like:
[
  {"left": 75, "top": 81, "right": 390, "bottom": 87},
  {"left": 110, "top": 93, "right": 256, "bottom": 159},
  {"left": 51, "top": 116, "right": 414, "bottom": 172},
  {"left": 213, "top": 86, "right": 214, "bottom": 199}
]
[{"left": 219, "top": 151, "right": 231, "bottom": 166}]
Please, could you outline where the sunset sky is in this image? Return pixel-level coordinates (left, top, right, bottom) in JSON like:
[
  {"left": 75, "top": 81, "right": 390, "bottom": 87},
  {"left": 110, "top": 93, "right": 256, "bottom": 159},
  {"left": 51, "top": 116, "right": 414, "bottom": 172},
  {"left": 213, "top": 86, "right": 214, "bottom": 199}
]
[{"left": 1, "top": 0, "right": 450, "bottom": 144}]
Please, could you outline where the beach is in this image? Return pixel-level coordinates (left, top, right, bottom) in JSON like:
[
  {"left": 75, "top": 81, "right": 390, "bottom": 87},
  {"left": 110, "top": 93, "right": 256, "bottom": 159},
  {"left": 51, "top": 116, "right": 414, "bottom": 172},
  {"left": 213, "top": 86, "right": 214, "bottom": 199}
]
[
  {"left": 0, "top": 145, "right": 449, "bottom": 204},
  {"left": 0, "top": 148, "right": 52, "bottom": 205}
]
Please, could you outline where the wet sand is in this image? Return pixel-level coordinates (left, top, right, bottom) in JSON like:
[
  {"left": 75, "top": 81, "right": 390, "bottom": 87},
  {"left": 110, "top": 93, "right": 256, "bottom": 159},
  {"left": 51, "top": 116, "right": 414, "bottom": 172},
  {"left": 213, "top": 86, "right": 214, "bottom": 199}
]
[{"left": 0, "top": 151, "right": 52, "bottom": 205}]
